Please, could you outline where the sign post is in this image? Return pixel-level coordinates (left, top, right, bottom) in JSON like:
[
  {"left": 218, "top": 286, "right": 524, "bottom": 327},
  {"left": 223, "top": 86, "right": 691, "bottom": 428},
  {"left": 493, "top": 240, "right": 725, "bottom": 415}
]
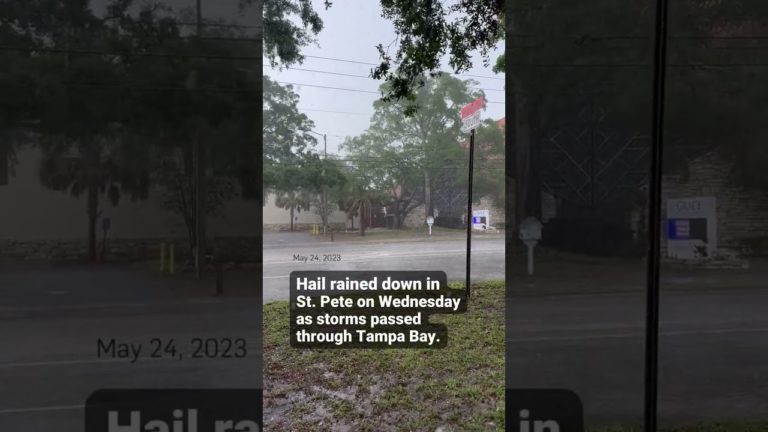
[
  {"left": 426, "top": 216, "right": 434, "bottom": 236},
  {"left": 460, "top": 97, "right": 486, "bottom": 299},
  {"left": 519, "top": 217, "right": 543, "bottom": 276}
]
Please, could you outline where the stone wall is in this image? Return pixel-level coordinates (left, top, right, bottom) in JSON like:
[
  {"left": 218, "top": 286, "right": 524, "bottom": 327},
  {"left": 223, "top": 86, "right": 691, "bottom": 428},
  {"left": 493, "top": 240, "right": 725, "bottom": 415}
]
[
  {"left": 661, "top": 150, "right": 768, "bottom": 257},
  {"left": 402, "top": 196, "right": 506, "bottom": 229},
  {"left": 0, "top": 236, "right": 262, "bottom": 263},
  {"left": 404, "top": 204, "right": 427, "bottom": 228}
]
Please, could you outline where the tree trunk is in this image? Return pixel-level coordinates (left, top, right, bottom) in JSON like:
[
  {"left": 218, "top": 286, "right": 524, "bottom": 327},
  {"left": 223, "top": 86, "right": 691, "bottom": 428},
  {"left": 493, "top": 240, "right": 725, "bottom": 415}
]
[
  {"left": 393, "top": 200, "right": 401, "bottom": 229},
  {"left": 360, "top": 202, "right": 367, "bottom": 236},
  {"left": 0, "top": 139, "right": 8, "bottom": 186},
  {"left": 182, "top": 151, "right": 196, "bottom": 256},
  {"left": 289, "top": 206, "right": 294, "bottom": 231},
  {"left": 87, "top": 182, "right": 99, "bottom": 262},
  {"left": 182, "top": 189, "right": 196, "bottom": 256},
  {"left": 424, "top": 171, "right": 432, "bottom": 218},
  {"left": 513, "top": 76, "right": 543, "bottom": 229}
]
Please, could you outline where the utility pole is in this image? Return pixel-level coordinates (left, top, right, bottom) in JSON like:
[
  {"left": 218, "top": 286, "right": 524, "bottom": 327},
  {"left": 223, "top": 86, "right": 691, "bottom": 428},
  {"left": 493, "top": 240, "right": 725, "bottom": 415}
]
[
  {"left": 309, "top": 130, "right": 328, "bottom": 235},
  {"left": 644, "top": 0, "right": 670, "bottom": 430},
  {"left": 194, "top": 0, "right": 206, "bottom": 279},
  {"left": 322, "top": 133, "right": 327, "bottom": 235}
]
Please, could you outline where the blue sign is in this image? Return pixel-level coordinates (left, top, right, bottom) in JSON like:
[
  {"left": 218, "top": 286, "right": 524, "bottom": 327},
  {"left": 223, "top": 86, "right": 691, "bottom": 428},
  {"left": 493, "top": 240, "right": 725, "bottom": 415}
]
[
  {"left": 667, "top": 218, "right": 710, "bottom": 241},
  {"left": 667, "top": 219, "right": 686, "bottom": 239}
]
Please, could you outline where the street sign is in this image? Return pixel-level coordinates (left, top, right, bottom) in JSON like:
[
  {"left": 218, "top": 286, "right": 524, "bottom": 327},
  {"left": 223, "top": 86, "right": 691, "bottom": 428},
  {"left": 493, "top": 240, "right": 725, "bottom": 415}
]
[
  {"left": 460, "top": 97, "right": 486, "bottom": 133},
  {"left": 461, "top": 97, "right": 485, "bottom": 119},
  {"left": 426, "top": 217, "right": 434, "bottom": 226},
  {"left": 666, "top": 197, "right": 717, "bottom": 259},
  {"left": 472, "top": 210, "right": 489, "bottom": 230},
  {"left": 461, "top": 97, "right": 485, "bottom": 299},
  {"left": 461, "top": 113, "right": 482, "bottom": 133}
]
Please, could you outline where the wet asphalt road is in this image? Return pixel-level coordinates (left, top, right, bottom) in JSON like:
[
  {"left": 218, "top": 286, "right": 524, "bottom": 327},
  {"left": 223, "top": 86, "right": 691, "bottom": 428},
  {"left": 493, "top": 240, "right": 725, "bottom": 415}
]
[
  {"left": 0, "top": 264, "right": 261, "bottom": 431},
  {"left": 1, "top": 233, "right": 766, "bottom": 429}
]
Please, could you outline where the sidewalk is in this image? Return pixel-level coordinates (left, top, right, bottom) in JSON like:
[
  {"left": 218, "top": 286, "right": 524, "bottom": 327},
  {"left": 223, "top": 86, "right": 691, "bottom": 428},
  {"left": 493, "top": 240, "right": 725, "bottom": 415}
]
[
  {"left": 508, "top": 248, "right": 768, "bottom": 295},
  {"left": 265, "top": 227, "right": 504, "bottom": 248}
]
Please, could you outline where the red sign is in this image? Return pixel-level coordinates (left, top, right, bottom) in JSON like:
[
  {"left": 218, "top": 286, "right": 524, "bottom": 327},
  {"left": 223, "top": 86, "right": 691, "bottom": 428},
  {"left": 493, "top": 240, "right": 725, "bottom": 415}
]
[{"left": 460, "top": 97, "right": 486, "bottom": 120}]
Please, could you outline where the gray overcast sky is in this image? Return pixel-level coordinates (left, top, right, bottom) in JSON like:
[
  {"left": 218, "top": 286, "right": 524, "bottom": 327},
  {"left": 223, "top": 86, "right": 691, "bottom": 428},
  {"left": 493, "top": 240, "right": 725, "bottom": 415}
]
[{"left": 264, "top": 0, "right": 506, "bottom": 155}]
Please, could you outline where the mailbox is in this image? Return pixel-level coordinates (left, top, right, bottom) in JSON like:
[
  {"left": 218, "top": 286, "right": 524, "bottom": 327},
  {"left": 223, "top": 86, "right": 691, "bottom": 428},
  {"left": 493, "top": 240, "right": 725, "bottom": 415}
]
[{"left": 519, "top": 217, "right": 543, "bottom": 242}]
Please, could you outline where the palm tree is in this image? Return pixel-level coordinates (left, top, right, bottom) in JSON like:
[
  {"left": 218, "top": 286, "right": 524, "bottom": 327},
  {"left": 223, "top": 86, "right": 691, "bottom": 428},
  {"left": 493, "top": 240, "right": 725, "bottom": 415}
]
[
  {"left": 274, "top": 188, "right": 312, "bottom": 231},
  {"left": 343, "top": 180, "right": 378, "bottom": 236},
  {"left": 38, "top": 135, "right": 149, "bottom": 261}
]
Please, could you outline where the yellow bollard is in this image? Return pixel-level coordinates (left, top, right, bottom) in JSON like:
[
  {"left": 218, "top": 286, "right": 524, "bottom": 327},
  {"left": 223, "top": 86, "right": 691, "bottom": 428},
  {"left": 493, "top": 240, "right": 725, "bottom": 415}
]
[
  {"left": 160, "top": 242, "right": 166, "bottom": 273},
  {"left": 169, "top": 243, "right": 175, "bottom": 275}
]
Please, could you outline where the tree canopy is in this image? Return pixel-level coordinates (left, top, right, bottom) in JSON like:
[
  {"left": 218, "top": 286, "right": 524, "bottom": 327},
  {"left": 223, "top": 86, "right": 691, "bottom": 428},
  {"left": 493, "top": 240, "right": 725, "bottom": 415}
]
[
  {"left": 1, "top": 0, "right": 262, "bottom": 258},
  {"left": 343, "top": 74, "right": 493, "bottom": 227}
]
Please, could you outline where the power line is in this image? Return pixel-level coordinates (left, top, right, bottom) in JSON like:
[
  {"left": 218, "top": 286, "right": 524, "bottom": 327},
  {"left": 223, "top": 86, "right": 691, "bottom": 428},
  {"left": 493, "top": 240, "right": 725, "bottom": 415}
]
[
  {"left": 298, "top": 107, "right": 373, "bottom": 116},
  {"left": 266, "top": 65, "right": 506, "bottom": 92},
  {"left": 269, "top": 66, "right": 375, "bottom": 79},
  {"left": 508, "top": 33, "right": 768, "bottom": 41},
  {"left": 302, "top": 54, "right": 505, "bottom": 81},
  {"left": 6, "top": 44, "right": 765, "bottom": 69},
  {"left": 177, "top": 22, "right": 262, "bottom": 30},
  {"left": 276, "top": 81, "right": 379, "bottom": 95},
  {"left": 506, "top": 61, "right": 768, "bottom": 68},
  {"left": 304, "top": 54, "right": 377, "bottom": 66},
  {"left": 0, "top": 45, "right": 260, "bottom": 61},
  {"left": 277, "top": 80, "right": 505, "bottom": 104},
  {"left": 5, "top": 81, "right": 258, "bottom": 93}
]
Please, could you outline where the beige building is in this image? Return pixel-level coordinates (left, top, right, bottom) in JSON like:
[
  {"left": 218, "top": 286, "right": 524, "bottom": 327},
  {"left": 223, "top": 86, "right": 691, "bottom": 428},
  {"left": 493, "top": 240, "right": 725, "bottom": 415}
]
[
  {"left": 0, "top": 146, "right": 355, "bottom": 241},
  {"left": 262, "top": 192, "right": 355, "bottom": 231},
  {"left": 1, "top": 146, "right": 264, "bottom": 260}
]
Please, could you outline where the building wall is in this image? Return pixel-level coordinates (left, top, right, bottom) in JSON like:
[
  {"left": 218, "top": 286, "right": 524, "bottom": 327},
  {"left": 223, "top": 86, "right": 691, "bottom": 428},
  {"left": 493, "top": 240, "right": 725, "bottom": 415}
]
[
  {"left": 0, "top": 146, "right": 262, "bottom": 242},
  {"left": 0, "top": 147, "right": 367, "bottom": 246},
  {"left": 262, "top": 193, "right": 353, "bottom": 231}
]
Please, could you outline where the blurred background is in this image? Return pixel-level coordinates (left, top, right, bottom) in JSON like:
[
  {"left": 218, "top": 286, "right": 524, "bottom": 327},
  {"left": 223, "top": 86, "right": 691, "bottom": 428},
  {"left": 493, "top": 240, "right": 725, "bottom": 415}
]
[{"left": 506, "top": 0, "right": 768, "bottom": 430}]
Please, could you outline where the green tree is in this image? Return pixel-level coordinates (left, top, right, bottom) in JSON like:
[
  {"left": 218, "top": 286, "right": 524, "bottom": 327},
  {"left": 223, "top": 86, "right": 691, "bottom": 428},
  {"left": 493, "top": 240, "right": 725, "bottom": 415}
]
[
  {"left": 254, "top": 0, "right": 502, "bottom": 111},
  {"left": 300, "top": 153, "right": 346, "bottom": 232},
  {"left": 263, "top": 76, "right": 318, "bottom": 191},
  {"left": 256, "top": 0, "right": 328, "bottom": 67},
  {"left": 342, "top": 132, "right": 422, "bottom": 229},
  {"left": 111, "top": 1, "right": 261, "bottom": 253},
  {"left": 344, "top": 183, "right": 374, "bottom": 236},
  {"left": 38, "top": 135, "right": 150, "bottom": 261},
  {"left": 331, "top": 164, "right": 386, "bottom": 235},
  {"left": 345, "top": 74, "right": 482, "bottom": 227},
  {"left": 371, "top": 0, "right": 503, "bottom": 111},
  {"left": 472, "top": 118, "right": 505, "bottom": 208},
  {"left": 27, "top": 1, "right": 154, "bottom": 261},
  {"left": 0, "top": 1, "right": 44, "bottom": 183}
]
